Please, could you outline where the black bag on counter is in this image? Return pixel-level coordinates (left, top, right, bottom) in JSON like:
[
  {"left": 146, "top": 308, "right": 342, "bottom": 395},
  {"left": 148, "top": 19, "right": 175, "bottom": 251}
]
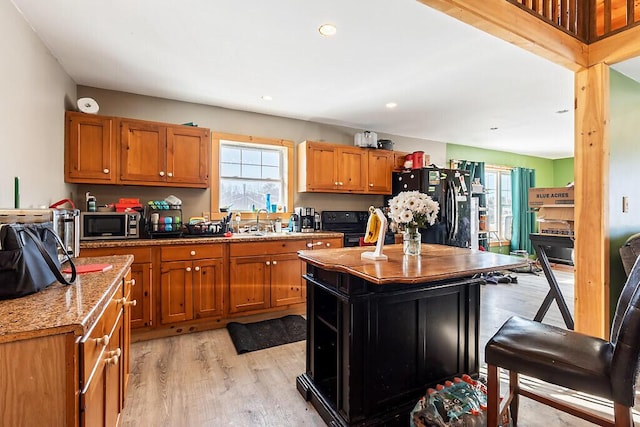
[{"left": 0, "top": 222, "right": 76, "bottom": 300}]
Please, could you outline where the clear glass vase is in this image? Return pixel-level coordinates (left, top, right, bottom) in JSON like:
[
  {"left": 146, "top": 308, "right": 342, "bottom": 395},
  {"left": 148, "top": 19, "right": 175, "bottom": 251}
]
[{"left": 403, "top": 226, "right": 421, "bottom": 256}]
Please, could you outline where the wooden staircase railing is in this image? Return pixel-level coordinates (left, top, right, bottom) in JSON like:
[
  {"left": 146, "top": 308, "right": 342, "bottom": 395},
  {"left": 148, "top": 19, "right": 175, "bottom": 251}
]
[{"left": 507, "top": 0, "right": 640, "bottom": 42}]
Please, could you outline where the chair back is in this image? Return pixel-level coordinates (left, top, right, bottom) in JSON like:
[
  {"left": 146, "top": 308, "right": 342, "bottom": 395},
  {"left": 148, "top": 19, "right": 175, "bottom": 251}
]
[{"left": 609, "top": 256, "right": 640, "bottom": 405}]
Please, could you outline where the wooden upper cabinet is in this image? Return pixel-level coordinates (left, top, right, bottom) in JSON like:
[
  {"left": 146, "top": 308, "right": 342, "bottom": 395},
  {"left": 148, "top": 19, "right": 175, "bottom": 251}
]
[
  {"left": 299, "top": 141, "right": 339, "bottom": 191},
  {"left": 298, "top": 140, "right": 392, "bottom": 194},
  {"left": 65, "top": 111, "right": 116, "bottom": 183},
  {"left": 366, "top": 150, "right": 393, "bottom": 194},
  {"left": 120, "top": 119, "right": 166, "bottom": 184},
  {"left": 167, "top": 126, "right": 210, "bottom": 186},
  {"left": 337, "top": 147, "right": 367, "bottom": 192},
  {"left": 64, "top": 112, "right": 210, "bottom": 188}
]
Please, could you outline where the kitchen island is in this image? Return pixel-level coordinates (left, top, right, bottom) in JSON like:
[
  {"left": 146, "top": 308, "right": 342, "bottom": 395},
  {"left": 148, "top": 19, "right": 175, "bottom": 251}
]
[
  {"left": 0, "top": 255, "right": 134, "bottom": 426},
  {"left": 296, "top": 244, "right": 527, "bottom": 426}
]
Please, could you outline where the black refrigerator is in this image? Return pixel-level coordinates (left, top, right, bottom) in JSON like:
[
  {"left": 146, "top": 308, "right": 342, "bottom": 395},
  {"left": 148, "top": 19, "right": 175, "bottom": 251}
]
[{"left": 390, "top": 167, "right": 472, "bottom": 248}]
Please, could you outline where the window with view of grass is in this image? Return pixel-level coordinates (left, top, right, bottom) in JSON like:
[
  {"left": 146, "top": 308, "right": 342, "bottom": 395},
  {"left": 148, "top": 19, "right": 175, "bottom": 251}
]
[{"left": 212, "top": 133, "right": 294, "bottom": 216}]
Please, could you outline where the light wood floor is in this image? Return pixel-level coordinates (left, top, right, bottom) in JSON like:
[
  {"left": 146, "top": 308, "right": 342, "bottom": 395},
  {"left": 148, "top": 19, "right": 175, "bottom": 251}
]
[{"left": 121, "top": 268, "right": 639, "bottom": 426}]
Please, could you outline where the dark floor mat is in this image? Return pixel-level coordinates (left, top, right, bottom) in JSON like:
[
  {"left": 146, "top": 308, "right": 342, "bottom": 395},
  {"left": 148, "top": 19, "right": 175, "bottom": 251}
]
[{"left": 226, "top": 314, "right": 306, "bottom": 354}]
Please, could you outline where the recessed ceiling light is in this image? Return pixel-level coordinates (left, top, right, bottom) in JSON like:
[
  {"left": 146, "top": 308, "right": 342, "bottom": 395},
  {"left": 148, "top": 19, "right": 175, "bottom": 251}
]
[
  {"left": 385, "top": 102, "right": 398, "bottom": 109},
  {"left": 490, "top": 127, "right": 499, "bottom": 131},
  {"left": 318, "top": 23, "right": 337, "bottom": 37},
  {"left": 261, "top": 95, "right": 272, "bottom": 101},
  {"left": 556, "top": 109, "right": 569, "bottom": 114}
]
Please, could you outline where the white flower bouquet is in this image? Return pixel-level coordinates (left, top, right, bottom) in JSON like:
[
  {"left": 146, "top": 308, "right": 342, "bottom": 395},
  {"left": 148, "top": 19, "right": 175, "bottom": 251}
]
[{"left": 387, "top": 191, "right": 440, "bottom": 230}]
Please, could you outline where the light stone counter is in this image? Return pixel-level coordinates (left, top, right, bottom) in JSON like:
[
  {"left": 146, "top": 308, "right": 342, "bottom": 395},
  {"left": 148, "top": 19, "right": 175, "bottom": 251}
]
[{"left": 0, "top": 255, "right": 133, "bottom": 343}]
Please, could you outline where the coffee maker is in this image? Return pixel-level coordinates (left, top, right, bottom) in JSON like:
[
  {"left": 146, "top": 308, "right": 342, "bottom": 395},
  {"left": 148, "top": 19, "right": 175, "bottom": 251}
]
[{"left": 295, "top": 207, "right": 316, "bottom": 233}]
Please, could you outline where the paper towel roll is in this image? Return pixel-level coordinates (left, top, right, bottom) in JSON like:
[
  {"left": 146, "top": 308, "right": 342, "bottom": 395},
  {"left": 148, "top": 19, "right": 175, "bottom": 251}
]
[{"left": 77, "top": 97, "right": 99, "bottom": 114}]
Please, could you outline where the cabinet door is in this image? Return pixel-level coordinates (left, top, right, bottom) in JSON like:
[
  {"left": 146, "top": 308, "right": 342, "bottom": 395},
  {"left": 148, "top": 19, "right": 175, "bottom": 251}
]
[
  {"left": 337, "top": 147, "right": 367, "bottom": 192},
  {"left": 105, "top": 315, "right": 123, "bottom": 427},
  {"left": 65, "top": 112, "right": 116, "bottom": 183},
  {"left": 81, "top": 354, "right": 107, "bottom": 427},
  {"left": 193, "top": 258, "right": 224, "bottom": 319},
  {"left": 123, "top": 272, "right": 133, "bottom": 402},
  {"left": 270, "top": 253, "right": 305, "bottom": 307},
  {"left": 366, "top": 150, "right": 393, "bottom": 194},
  {"left": 305, "top": 143, "right": 338, "bottom": 191},
  {"left": 160, "top": 260, "right": 194, "bottom": 324},
  {"left": 167, "top": 126, "right": 210, "bottom": 187},
  {"left": 120, "top": 120, "right": 166, "bottom": 183},
  {"left": 229, "top": 256, "right": 270, "bottom": 314},
  {"left": 129, "top": 262, "right": 152, "bottom": 328},
  {"left": 393, "top": 151, "right": 409, "bottom": 171}
]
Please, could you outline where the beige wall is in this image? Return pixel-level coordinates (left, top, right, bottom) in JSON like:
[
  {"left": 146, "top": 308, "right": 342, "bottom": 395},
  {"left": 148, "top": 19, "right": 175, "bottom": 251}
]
[
  {"left": 77, "top": 86, "right": 446, "bottom": 218},
  {"left": 1, "top": 0, "right": 76, "bottom": 209}
]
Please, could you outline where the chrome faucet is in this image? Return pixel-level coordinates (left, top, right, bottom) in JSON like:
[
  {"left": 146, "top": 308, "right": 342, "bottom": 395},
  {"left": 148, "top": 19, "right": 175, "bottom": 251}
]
[{"left": 256, "top": 209, "right": 269, "bottom": 232}]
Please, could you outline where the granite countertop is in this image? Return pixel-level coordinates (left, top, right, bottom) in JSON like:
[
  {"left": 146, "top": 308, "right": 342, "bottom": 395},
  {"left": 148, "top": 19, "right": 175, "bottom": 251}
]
[
  {"left": 298, "top": 244, "right": 528, "bottom": 285},
  {"left": 80, "top": 231, "right": 343, "bottom": 248},
  {"left": 0, "top": 255, "right": 133, "bottom": 344}
]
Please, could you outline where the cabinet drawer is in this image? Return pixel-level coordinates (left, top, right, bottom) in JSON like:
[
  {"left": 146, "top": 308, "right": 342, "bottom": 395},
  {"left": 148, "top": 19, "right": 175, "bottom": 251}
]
[
  {"left": 161, "top": 244, "right": 223, "bottom": 261},
  {"left": 80, "top": 282, "right": 123, "bottom": 387},
  {"left": 230, "top": 239, "right": 308, "bottom": 257},
  {"left": 307, "top": 238, "right": 343, "bottom": 250}
]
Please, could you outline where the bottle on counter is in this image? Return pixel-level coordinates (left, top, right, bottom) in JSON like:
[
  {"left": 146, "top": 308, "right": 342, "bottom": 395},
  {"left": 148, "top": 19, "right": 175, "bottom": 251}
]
[{"left": 275, "top": 218, "right": 282, "bottom": 233}]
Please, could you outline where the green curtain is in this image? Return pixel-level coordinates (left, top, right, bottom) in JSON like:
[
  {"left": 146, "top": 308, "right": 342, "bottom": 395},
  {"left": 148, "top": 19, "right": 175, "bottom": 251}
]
[
  {"left": 458, "top": 160, "right": 485, "bottom": 186},
  {"left": 511, "top": 168, "right": 536, "bottom": 254}
]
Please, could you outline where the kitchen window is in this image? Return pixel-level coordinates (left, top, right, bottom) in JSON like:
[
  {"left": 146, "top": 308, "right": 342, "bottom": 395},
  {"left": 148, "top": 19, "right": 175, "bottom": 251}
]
[
  {"left": 211, "top": 132, "right": 294, "bottom": 218},
  {"left": 485, "top": 166, "right": 512, "bottom": 241}
]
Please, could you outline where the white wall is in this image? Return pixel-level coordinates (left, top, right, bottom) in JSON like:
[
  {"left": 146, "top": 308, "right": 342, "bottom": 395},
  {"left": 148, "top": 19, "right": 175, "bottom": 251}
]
[
  {"left": 77, "top": 86, "right": 446, "bottom": 218},
  {"left": 1, "top": 0, "right": 76, "bottom": 209}
]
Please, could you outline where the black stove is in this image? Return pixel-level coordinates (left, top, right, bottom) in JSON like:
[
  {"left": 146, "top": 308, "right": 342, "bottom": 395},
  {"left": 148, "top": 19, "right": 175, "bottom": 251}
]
[{"left": 321, "top": 211, "right": 369, "bottom": 247}]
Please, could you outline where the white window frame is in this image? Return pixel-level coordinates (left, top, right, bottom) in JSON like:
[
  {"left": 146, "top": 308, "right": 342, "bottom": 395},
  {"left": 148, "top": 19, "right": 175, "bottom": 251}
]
[
  {"left": 485, "top": 166, "right": 513, "bottom": 242},
  {"left": 219, "top": 140, "right": 286, "bottom": 212},
  {"left": 210, "top": 132, "right": 294, "bottom": 220}
]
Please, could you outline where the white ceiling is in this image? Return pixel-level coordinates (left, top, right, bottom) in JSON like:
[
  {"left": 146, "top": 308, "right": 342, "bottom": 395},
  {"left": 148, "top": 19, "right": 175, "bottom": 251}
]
[{"left": 15, "top": 0, "right": 626, "bottom": 160}]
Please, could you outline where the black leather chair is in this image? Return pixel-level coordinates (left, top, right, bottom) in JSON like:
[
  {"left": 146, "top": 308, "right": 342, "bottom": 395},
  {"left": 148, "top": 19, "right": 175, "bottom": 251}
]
[{"left": 485, "top": 258, "right": 640, "bottom": 426}]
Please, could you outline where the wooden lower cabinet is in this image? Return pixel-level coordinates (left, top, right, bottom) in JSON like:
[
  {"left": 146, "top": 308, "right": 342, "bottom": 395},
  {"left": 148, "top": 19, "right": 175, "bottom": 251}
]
[
  {"left": 80, "top": 273, "right": 130, "bottom": 426},
  {"left": 159, "top": 244, "right": 224, "bottom": 324},
  {"left": 229, "top": 240, "right": 308, "bottom": 315},
  {"left": 0, "top": 264, "right": 131, "bottom": 426},
  {"left": 80, "top": 246, "right": 153, "bottom": 329},
  {"left": 229, "top": 256, "right": 270, "bottom": 313},
  {"left": 271, "top": 253, "right": 306, "bottom": 307},
  {"left": 82, "top": 313, "right": 123, "bottom": 427}
]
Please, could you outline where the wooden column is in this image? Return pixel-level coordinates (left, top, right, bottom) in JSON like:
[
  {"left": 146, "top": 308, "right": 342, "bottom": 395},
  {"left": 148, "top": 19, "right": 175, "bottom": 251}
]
[{"left": 574, "top": 63, "right": 610, "bottom": 338}]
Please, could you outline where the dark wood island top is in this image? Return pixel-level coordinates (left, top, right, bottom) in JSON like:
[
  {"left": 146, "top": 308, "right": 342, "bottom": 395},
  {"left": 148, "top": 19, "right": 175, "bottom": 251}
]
[{"left": 298, "top": 243, "right": 528, "bottom": 285}]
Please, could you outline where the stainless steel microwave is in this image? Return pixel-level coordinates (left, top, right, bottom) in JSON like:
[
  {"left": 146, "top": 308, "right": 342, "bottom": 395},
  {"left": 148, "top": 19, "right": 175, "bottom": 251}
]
[{"left": 80, "top": 212, "right": 140, "bottom": 240}]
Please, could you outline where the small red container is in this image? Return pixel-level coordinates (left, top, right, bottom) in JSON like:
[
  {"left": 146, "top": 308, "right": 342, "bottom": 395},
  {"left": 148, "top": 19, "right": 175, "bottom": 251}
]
[{"left": 412, "top": 151, "right": 424, "bottom": 169}]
